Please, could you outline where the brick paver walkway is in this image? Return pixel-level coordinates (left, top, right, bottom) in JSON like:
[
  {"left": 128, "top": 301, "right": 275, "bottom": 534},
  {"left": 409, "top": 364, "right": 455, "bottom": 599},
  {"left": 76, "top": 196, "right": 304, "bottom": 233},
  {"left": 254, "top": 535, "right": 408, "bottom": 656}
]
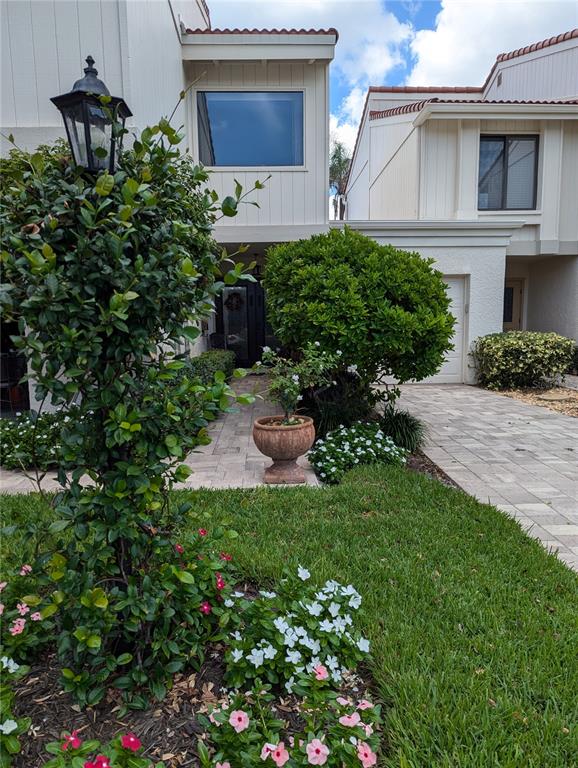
[
  {"left": 399, "top": 384, "right": 578, "bottom": 571},
  {"left": 0, "top": 376, "right": 318, "bottom": 494}
]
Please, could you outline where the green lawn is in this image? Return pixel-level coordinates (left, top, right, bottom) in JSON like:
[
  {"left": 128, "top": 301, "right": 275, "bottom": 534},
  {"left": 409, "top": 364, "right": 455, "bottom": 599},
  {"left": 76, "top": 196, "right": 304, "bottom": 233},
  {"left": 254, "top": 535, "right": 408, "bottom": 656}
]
[{"left": 1, "top": 466, "right": 577, "bottom": 767}]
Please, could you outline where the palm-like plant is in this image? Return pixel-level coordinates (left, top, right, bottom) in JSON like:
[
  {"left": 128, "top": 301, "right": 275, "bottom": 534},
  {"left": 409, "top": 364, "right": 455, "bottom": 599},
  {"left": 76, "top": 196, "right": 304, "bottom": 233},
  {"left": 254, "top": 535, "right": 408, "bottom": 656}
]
[{"left": 329, "top": 140, "right": 351, "bottom": 220}]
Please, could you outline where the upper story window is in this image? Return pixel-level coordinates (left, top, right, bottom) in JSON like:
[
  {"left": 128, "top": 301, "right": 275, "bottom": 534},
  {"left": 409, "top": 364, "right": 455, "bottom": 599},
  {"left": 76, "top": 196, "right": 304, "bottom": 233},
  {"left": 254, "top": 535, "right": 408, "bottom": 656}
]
[
  {"left": 197, "top": 91, "right": 304, "bottom": 167},
  {"left": 478, "top": 135, "right": 539, "bottom": 210}
]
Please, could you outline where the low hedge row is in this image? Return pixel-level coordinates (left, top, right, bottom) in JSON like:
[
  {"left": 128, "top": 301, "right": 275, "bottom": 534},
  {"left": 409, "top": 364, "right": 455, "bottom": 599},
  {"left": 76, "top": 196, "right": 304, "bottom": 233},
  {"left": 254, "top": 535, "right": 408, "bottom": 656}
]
[
  {"left": 185, "top": 349, "right": 236, "bottom": 384},
  {"left": 472, "top": 331, "right": 574, "bottom": 390}
]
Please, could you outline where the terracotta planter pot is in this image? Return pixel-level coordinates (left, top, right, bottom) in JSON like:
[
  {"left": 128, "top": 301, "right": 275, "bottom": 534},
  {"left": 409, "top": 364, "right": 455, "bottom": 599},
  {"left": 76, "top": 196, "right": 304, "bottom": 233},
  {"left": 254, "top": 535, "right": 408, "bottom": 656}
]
[{"left": 253, "top": 415, "right": 315, "bottom": 484}]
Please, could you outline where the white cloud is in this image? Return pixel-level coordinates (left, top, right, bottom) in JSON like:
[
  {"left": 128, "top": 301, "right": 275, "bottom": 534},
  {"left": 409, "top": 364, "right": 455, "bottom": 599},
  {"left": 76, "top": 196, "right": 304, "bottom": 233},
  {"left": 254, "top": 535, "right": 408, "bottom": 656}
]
[
  {"left": 408, "top": 0, "right": 578, "bottom": 86},
  {"left": 209, "top": 1, "right": 412, "bottom": 154}
]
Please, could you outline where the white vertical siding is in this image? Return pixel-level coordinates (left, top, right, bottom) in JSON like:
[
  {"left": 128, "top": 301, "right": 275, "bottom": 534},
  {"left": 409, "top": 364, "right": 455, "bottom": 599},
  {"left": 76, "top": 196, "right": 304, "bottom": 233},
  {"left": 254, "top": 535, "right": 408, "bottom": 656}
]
[
  {"left": 186, "top": 60, "right": 329, "bottom": 227},
  {"left": 485, "top": 42, "right": 578, "bottom": 101},
  {"left": 345, "top": 122, "right": 370, "bottom": 219},
  {"left": 420, "top": 120, "right": 458, "bottom": 219},
  {"left": 559, "top": 123, "right": 578, "bottom": 244},
  {"left": 0, "top": 0, "right": 201, "bottom": 154},
  {"left": 369, "top": 129, "right": 419, "bottom": 219}
]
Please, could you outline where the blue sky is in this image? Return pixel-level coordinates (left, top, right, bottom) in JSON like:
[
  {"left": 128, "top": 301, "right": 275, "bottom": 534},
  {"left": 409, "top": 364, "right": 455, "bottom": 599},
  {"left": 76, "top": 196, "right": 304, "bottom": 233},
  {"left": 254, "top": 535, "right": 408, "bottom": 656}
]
[{"left": 209, "top": 1, "right": 578, "bottom": 151}]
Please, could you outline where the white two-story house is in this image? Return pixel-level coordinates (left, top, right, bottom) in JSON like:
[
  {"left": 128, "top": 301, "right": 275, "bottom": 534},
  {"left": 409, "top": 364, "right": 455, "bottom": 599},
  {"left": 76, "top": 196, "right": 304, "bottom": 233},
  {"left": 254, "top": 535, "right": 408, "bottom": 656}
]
[
  {"left": 0, "top": 0, "right": 335, "bottom": 410},
  {"left": 345, "top": 30, "right": 578, "bottom": 383}
]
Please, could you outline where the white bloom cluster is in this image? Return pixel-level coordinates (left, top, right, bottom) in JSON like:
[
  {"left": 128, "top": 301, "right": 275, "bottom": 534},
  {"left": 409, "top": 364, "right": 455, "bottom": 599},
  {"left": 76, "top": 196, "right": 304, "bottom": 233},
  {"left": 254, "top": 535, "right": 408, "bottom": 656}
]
[
  {"left": 226, "top": 570, "right": 369, "bottom": 693},
  {"left": 309, "top": 421, "right": 407, "bottom": 484},
  {"left": 0, "top": 719, "right": 18, "bottom": 735}
]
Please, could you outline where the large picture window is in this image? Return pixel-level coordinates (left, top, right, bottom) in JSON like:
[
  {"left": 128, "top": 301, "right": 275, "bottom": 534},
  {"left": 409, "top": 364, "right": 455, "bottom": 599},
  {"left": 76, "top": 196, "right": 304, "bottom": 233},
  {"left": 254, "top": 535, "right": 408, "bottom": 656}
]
[
  {"left": 478, "top": 135, "right": 538, "bottom": 210},
  {"left": 197, "top": 91, "right": 304, "bottom": 167}
]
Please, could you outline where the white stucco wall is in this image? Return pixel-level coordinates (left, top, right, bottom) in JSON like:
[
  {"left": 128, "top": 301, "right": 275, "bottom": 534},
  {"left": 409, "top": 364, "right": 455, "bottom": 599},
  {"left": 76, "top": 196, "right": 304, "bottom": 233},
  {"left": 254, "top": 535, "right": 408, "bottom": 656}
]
[{"left": 527, "top": 255, "right": 578, "bottom": 340}]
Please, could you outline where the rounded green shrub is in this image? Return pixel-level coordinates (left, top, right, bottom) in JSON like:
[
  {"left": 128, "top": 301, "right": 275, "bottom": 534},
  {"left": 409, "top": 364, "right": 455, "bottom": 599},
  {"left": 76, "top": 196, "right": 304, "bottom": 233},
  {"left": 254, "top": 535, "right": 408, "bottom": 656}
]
[
  {"left": 263, "top": 227, "right": 455, "bottom": 386},
  {"left": 379, "top": 407, "right": 426, "bottom": 453},
  {"left": 472, "top": 331, "right": 575, "bottom": 390}
]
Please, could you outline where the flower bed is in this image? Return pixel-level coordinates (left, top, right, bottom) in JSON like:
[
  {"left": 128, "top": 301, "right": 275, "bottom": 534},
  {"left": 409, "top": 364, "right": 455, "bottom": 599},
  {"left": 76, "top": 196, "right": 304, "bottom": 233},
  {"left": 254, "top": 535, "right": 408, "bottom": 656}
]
[{"left": 308, "top": 422, "right": 406, "bottom": 484}]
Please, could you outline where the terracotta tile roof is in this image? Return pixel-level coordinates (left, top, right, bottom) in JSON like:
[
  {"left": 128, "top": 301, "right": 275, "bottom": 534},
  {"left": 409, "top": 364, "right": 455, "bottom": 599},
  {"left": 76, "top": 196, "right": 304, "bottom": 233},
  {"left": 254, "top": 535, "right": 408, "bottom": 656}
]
[
  {"left": 482, "top": 28, "right": 578, "bottom": 88},
  {"left": 184, "top": 27, "right": 339, "bottom": 40},
  {"left": 497, "top": 28, "right": 578, "bottom": 62},
  {"left": 368, "top": 97, "right": 578, "bottom": 120}
]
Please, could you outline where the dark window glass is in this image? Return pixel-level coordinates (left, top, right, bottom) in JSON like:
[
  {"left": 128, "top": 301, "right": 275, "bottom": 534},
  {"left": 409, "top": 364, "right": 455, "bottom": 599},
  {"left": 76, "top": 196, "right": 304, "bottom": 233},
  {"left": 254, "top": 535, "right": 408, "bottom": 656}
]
[
  {"left": 503, "top": 286, "right": 514, "bottom": 323},
  {"left": 197, "top": 91, "right": 304, "bottom": 166},
  {"left": 478, "top": 135, "right": 538, "bottom": 210}
]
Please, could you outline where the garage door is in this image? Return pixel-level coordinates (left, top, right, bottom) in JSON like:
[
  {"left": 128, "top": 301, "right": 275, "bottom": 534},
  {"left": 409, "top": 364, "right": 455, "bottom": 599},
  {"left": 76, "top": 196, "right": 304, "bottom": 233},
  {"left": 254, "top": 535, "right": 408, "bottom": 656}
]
[{"left": 419, "top": 276, "right": 467, "bottom": 384}]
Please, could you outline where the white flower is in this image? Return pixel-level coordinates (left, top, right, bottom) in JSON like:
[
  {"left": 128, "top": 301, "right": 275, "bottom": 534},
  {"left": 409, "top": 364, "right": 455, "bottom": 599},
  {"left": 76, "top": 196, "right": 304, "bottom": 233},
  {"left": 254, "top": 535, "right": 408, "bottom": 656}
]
[
  {"left": 349, "top": 594, "right": 362, "bottom": 610},
  {"left": 336, "top": 350, "right": 342, "bottom": 356},
  {"left": 230, "top": 631, "right": 242, "bottom": 641},
  {"left": 262, "top": 644, "right": 277, "bottom": 660},
  {"left": 347, "top": 364, "right": 358, "bottom": 374},
  {"left": 260, "top": 590, "right": 277, "bottom": 599},
  {"left": 318, "top": 619, "right": 333, "bottom": 632},
  {"left": 0, "top": 720, "right": 17, "bottom": 735},
  {"left": 333, "top": 616, "right": 347, "bottom": 634},
  {"left": 285, "top": 676, "right": 296, "bottom": 693},
  {"left": 262, "top": 346, "right": 271, "bottom": 353},
  {"left": 0, "top": 657, "right": 19, "bottom": 674},
  {"left": 315, "top": 591, "right": 328, "bottom": 602},
  {"left": 291, "top": 374, "right": 300, "bottom": 383},
  {"left": 233, "top": 591, "right": 245, "bottom": 598},
  {"left": 231, "top": 648, "right": 244, "bottom": 663},
  {"left": 285, "top": 650, "right": 302, "bottom": 665},
  {"left": 274, "top": 617, "right": 290, "bottom": 635},
  {"left": 314, "top": 341, "right": 320, "bottom": 347},
  {"left": 246, "top": 648, "right": 265, "bottom": 667},
  {"left": 297, "top": 565, "right": 310, "bottom": 581},
  {"left": 328, "top": 601, "right": 341, "bottom": 617},
  {"left": 283, "top": 629, "right": 299, "bottom": 648},
  {"left": 325, "top": 654, "right": 339, "bottom": 670},
  {"left": 349, "top": 736, "right": 358, "bottom": 746},
  {"left": 306, "top": 602, "right": 323, "bottom": 617},
  {"left": 224, "top": 599, "right": 234, "bottom": 608},
  {"left": 357, "top": 637, "right": 370, "bottom": 653}
]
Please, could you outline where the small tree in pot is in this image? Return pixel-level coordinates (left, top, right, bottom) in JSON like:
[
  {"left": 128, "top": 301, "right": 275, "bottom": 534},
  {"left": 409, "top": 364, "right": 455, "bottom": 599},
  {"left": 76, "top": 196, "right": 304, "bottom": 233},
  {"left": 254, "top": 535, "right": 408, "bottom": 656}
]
[{"left": 253, "top": 343, "right": 338, "bottom": 483}]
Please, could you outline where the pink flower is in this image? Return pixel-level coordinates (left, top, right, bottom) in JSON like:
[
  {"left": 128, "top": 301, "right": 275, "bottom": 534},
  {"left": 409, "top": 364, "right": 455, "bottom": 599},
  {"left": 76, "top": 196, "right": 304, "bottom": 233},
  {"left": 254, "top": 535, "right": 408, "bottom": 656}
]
[
  {"left": 198, "top": 528, "right": 208, "bottom": 536},
  {"left": 0, "top": 581, "right": 7, "bottom": 592},
  {"left": 216, "top": 573, "right": 226, "bottom": 591},
  {"left": 17, "top": 602, "right": 29, "bottom": 616},
  {"left": 314, "top": 664, "right": 329, "bottom": 681},
  {"left": 120, "top": 733, "right": 141, "bottom": 752},
  {"left": 209, "top": 709, "right": 221, "bottom": 725},
  {"left": 306, "top": 738, "right": 330, "bottom": 765},
  {"left": 175, "top": 544, "right": 184, "bottom": 554},
  {"left": 9, "top": 618, "right": 25, "bottom": 635},
  {"left": 336, "top": 696, "right": 350, "bottom": 706},
  {"left": 215, "top": 763, "right": 231, "bottom": 768},
  {"left": 229, "top": 709, "right": 250, "bottom": 733},
  {"left": 31, "top": 612, "right": 42, "bottom": 621},
  {"left": 19, "top": 564, "right": 32, "bottom": 576},
  {"left": 84, "top": 757, "right": 111, "bottom": 768},
  {"left": 364, "top": 723, "right": 374, "bottom": 737},
  {"left": 357, "top": 741, "right": 377, "bottom": 767},
  {"left": 0, "top": 604, "right": 4, "bottom": 616},
  {"left": 220, "top": 552, "right": 232, "bottom": 561},
  {"left": 339, "top": 712, "right": 361, "bottom": 727},
  {"left": 271, "top": 742, "right": 290, "bottom": 767},
  {"left": 199, "top": 601, "right": 212, "bottom": 615},
  {"left": 357, "top": 699, "right": 373, "bottom": 710},
  {"left": 62, "top": 730, "right": 82, "bottom": 750},
  {"left": 261, "top": 743, "right": 275, "bottom": 760}
]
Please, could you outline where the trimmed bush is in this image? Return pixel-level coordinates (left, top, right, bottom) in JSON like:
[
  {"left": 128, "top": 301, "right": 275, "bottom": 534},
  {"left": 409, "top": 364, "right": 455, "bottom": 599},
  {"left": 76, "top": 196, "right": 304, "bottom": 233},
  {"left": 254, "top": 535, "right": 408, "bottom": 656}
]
[
  {"left": 472, "top": 331, "right": 575, "bottom": 390},
  {"left": 568, "top": 344, "right": 578, "bottom": 375},
  {"left": 186, "top": 349, "right": 236, "bottom": 384},
  {"left": 379, "top": 407, "right": 426, "bottom": 453},
  {"left": 264, "top": 227, "right": 455, "bottom": 386}
]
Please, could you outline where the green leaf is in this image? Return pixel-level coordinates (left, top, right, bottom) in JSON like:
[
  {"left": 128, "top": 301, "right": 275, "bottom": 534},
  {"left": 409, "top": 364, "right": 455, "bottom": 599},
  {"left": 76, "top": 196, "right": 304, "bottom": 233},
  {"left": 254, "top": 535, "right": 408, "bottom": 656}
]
[
  {"left": 117, "top": 653, "right": 133, "bottom": 665},
  {"left": 87, "top": 634, "right": 101, "bottom": 650},
  {"left": 41, "top": 603, "right": 58, "bottom": 619},
  {"left": 95, "top": 172, "right": 114, "bottom": 196},
  {"left": 49, "top": 519, "right": 71, "bottom": 533},
  {"left": 21, "top": 594, "right": 42, "bottom": 606},
  {"left": 221, "top": 196, "right": 237, "bottom": 217},
  {"left": 181, "top": 326, "right": 201, "bottom": 342},
  {"left": 175, "top": 569, "right": 195, "bottom": 584}
]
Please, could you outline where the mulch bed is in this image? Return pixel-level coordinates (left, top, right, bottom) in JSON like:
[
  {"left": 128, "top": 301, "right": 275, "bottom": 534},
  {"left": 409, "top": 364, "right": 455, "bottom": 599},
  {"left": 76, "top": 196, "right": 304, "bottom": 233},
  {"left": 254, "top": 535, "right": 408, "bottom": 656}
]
[
  {"left": 495, "top": 386, "right": 578, "bottom": 417},
  {"left": 407, "top": 450, "right": 460, "bottom": 490},
  {"left": 14, "top": 635, "right": 373, "bottom": 767}
]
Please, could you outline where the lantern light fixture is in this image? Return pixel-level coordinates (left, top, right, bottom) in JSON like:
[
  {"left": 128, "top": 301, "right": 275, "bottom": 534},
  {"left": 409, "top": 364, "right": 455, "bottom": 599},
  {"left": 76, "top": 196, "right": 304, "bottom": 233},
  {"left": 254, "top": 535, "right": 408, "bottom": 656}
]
[{"left": 51, "top": 56, "right": 132, "bottom": 173}]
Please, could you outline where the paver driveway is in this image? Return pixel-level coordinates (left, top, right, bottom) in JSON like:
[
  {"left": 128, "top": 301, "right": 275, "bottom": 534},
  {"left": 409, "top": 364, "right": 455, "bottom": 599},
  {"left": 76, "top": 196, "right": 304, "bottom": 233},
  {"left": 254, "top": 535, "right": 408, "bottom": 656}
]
[{"left": 399, "top": 384, "right": 578, "bottom": 571}]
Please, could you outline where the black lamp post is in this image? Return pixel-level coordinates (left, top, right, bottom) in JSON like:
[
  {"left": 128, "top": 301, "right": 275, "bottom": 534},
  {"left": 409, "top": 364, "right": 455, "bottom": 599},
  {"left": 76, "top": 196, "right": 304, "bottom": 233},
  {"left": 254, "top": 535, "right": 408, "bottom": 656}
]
[{"left": 51, "top": 56, "right": 132, "bottom": 173}]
